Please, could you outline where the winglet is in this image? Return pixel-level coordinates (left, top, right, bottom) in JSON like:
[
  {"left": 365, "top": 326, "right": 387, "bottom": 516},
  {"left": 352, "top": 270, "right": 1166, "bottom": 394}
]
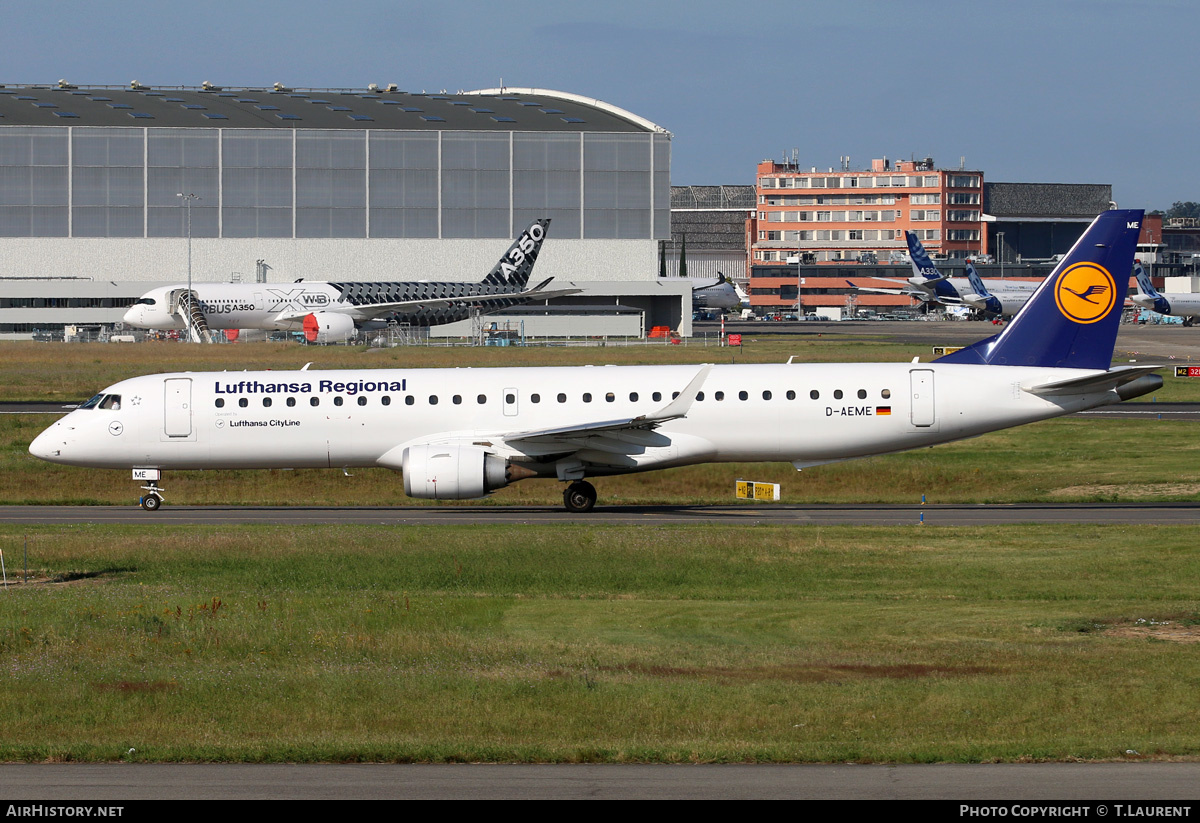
[{"left": 644, "top": 364, "right": 712, "bottom": 423}]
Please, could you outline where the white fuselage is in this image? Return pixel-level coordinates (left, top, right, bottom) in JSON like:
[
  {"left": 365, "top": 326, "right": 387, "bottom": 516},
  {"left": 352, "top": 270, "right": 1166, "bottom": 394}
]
[
  {"left": 1130, "top": 292, "right": 1200, "bottom": 318},
  {"left": 30, "top": 362, "right": 1116, "bottom": 479},
  {"left": 123, "top": 284, "right": 350, "bottom": 331}
]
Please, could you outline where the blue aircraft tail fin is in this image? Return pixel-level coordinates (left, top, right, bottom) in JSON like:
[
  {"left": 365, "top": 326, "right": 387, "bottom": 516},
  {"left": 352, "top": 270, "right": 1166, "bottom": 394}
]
[
  {"left": 964, "top": 261, "right": 991, "bottom": 298},
  {"left": 1133, "top": 261, "right": 1159, "bottom": 297},
  {"left": 482, "top": 219, "right": 550, "bottom": 289},
  {"left": 906, "top": 231, "right": 959, "bottom": 300},
  {"left": 936, "top": 209, "right": 1143, "bottom": 370}
]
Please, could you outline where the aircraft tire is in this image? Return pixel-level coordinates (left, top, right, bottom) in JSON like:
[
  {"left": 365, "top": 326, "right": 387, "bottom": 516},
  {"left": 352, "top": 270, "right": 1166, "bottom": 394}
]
[
  {"left": 141, "top": 494, "right": 162, "bottom": 512},
  {"left": 563, "top": 481, "right": 597, "bottom": 513}
]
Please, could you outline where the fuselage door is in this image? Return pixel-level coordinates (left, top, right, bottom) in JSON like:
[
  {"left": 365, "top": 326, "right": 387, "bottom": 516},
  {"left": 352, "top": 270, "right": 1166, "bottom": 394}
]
[
  {"left": 164, "top": 378, "right": 193, "bottom": 438},
  {"left": 909, "top": 369, "right": 936, "bottom": 428},
  {"left": 502, "top": 388, "right": 519, "bottom": 417}
]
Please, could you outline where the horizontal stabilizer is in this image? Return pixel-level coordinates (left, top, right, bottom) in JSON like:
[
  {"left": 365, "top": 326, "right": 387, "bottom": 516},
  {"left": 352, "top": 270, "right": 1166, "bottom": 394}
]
[{"left": 1023, "top": 365, "right": 1162, "bottom": 397}]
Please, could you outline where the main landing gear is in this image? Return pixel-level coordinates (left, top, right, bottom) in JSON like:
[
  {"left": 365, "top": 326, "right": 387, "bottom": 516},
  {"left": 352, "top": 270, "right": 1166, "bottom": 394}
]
[{"left": 562, "top": 480, "right": 597, "bottom": 513}]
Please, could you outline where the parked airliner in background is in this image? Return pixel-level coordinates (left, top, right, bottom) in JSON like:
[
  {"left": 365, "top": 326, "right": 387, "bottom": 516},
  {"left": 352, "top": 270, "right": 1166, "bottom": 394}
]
[
  {"left": 1131, "top": 262, "right": 1200, "bottom": 326},
  {"left": 32, "top": 210, "right": 1158, "bottom": 513},
  {"left": 689, "top": 273, "right": 745, "bottom": 311},
  {"left": 123, "top": 219, "right": 574, "bottom": 342},
  {"left": 960, "top": 261, "right": 1036, "bottom": 318},
  {"left": 849, "top": 231, "right": 1037, "bottom": 316}
]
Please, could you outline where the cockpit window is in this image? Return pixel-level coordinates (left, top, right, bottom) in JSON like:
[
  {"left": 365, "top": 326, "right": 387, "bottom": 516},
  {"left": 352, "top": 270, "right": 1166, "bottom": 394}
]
[
  {"left": 134, "top": 297, "right": 156, "bottom": 305},
  {"left": 99, "top": 395, "right": 121, "bottom": 410},
  {"left": 79, "top": 394, "right": 105, "bottom": 410}
]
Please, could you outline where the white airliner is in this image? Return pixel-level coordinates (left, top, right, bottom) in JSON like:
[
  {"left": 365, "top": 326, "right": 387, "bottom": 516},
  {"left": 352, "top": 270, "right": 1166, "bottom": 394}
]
[
  {"left": 31, "top": 210, "right": 1159, "bottom": 513},
  {"left": 1131, "top": 262, "right": 1200, "bottom": 326},
  {"left": 689, "top": 273, "right": 744, "bottom": 311},
  {"left": 123, "top": 219, "right": 573, "bottom": 342},
  {"left": 959, "top": 262, "right": 1037, "bottom": 318}
]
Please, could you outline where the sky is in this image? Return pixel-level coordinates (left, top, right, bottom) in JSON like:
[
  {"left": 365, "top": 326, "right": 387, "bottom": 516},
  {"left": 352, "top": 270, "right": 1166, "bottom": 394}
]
[{"left": 2, "top": 0, "right": 1194, "bottom": 211}]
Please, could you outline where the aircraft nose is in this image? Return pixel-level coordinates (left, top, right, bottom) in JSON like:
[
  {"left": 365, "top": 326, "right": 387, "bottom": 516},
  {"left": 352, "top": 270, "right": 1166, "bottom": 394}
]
[
  {"left": 28, "top": 424, "right": 65, "bottom": 462},
  {"left": 122, "top": 305, "right": 141, "bottom": 325}
]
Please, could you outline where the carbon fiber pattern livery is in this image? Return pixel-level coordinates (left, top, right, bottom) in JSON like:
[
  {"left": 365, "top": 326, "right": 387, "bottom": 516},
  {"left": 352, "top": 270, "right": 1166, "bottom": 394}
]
[{"left": 332, "top": 218, "right": 549, "bottom": 325}]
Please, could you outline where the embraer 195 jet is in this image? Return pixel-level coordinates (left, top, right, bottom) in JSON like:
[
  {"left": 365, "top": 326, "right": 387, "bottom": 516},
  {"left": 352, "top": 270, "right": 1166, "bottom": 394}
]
[
  {"left": 123, "top": 219, "right": 569, "bottom": 342},
  {"left": 32, "top": 210, "right": 1159, "bottom": 513}
]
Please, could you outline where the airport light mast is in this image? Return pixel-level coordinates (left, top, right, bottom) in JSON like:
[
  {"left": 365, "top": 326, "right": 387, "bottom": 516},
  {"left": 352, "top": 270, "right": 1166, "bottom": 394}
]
[{"left": 177, "top": 192, "right": 200, "bottom": 340}]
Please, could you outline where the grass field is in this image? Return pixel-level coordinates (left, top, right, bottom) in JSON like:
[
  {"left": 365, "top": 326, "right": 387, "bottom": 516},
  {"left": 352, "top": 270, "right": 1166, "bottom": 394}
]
[{"left": 1, "top": 523, "right": 1198, "bottom": 763}]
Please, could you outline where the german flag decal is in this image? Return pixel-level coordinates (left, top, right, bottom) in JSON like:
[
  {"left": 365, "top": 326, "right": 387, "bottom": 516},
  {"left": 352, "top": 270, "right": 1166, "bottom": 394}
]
[{"left": 876, "top": 406, "right": 892, "bottom": 416}]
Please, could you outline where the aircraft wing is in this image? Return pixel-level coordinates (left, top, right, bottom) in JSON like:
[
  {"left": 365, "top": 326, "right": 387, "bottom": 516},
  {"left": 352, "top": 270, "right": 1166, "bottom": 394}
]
[{"left": 845, "top": 280, "right": 954, "bottom": 303}]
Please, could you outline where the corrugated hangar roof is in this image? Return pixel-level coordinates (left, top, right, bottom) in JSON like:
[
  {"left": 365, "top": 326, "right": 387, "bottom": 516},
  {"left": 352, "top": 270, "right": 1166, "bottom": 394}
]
[
  {"left": 0, "top": 82, "right": 662, "bottom": 133},
  {"left": 984, "top": 182, "right": 1113, "bottom": 218}
]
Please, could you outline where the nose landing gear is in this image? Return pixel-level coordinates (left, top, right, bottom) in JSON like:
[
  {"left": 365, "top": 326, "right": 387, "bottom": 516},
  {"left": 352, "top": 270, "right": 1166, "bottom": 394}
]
[{"left": 135, "top": 470, "right": 164, "bottom": 511}]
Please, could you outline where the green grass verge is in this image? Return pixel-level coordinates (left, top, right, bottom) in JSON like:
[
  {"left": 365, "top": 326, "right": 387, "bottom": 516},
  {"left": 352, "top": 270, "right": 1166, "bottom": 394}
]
[{"left": 1, "top": 523, "right": 1198, "bottom": 763}]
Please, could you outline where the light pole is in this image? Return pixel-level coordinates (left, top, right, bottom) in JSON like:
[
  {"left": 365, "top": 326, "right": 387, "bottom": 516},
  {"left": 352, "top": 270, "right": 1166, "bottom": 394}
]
[
  {"left": 996, "top": 231, "right": 1005, "bottom": 279},
  {"left": 177, "top": 193, "right": 199, "bottom": 341}
]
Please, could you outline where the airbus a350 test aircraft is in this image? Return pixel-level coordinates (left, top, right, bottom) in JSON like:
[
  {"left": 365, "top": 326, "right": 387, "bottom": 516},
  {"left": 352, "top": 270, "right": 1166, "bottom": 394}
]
[
  {"left": 123, "top": 219, "right": 568, "bottom": 342},
  {"left": 32, "top": 209, "right": 1158, "bottom": 513}
]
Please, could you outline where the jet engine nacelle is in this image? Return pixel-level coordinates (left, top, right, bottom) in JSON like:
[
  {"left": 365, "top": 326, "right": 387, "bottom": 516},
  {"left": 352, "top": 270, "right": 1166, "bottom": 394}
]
[
  {"left": 401, "top": 444, "right": 513, "bottom": 499},
  {"left": 303, "top": 312, "right": 356, "bottom": 344}
]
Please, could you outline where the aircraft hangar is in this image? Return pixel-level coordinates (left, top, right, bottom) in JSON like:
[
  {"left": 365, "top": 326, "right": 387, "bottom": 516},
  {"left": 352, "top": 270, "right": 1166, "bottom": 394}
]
[{"left": 0, "top": 81, "right": 686, "bottom": 339}]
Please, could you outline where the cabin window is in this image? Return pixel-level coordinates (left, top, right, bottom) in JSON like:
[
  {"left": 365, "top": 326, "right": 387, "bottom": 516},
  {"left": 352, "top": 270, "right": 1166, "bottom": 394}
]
[
  {"left": 215, "top": 398, "right": 224, "bottom": 408},
  {"left": 381, "top": 396, "right": 391, "bottom": 406},
  {"left": 762, "top": 390, "right": 772, "bottom": 400},
  {"left": 287, "top": 397, "right": 296, "bottom": 407},
  {"left": 238, "top": 398, "right": 248, "bottom": 408},
  {"left": 881, "top": 389, "right": 891, "bottom": 399},
  {"left": 358, "top": 396, "right": 368, "bottom": 406},
  {"left": 310, "top": 397, "right": 319, "bottom": 407},
  {"left": 429, "top": 396, "right": 438, "bottom": 405},
  {"left": 453, "top": 395, "right": 462, "bottom": 405},
  {"left": 834, "top": 390, "right": 843, "bottom": 400},
  {"left": 506, "top": 393, "right": 516, "bottom": 404},
  {"left": 263, "top": 397, "right": 272, "bottom": 407},
  {"left": 582, "top": 393, "right": 592, "bottom": 403},
  {"left": 405, "top": 396, "right": 415, "bottom": 406},
  {"left": 629, "top": 392, "right": 639, "bottom": 402},
  {"left": 809, "top": 390, "right": 819, "bottom": 400},
  {"left": 531, "top": 394, "right": 541, "bottom": 403},
  {"left": 557, "top": 393, "right": 567, "bottom": 403},
  {"left": 672, "top": 392, "right": 679, "bottom": 399},
  {"left": 786, "top": 390, "right": 796, "bottom": 400},
  {"left": 334, "top": 396, "right": 344, "bottom": 406},
  {"left": 477, "top": 394, "right": 487, "bottom": 404},
  {"left": 857, "top": 389, "right": 867, "bottom": 399},
  {"left": 605, "top": 392, "right": 615, "bottom": 402},
  {"left": 696, "top": 392, "right": 705, "bottom": 401},
  {"left": 739, "top": 391, "right": 749, "bottom": 401},
  {"left": 653, "top": 392, "right": 662, "bottom": 402}
]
